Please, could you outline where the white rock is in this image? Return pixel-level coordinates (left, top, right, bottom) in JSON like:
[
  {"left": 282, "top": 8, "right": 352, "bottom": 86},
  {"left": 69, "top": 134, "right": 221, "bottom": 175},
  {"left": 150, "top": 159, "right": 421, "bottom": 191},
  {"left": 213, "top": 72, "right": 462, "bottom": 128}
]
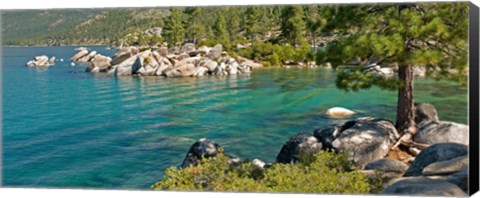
[{"left": 326, "top": 107, "right": 355, "bottom": 118}]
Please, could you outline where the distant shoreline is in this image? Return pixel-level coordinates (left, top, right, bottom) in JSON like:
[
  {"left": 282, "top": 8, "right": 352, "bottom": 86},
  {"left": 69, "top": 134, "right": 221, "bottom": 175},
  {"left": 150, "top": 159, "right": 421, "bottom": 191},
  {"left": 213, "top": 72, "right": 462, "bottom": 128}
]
[{"left": 1, "top": 44, "right": 109, "bottom": 47}]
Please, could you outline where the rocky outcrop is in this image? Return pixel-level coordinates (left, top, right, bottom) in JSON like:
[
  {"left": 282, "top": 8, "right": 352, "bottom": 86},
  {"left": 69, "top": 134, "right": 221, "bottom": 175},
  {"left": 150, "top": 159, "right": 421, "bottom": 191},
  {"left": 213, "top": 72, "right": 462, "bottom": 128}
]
[
  {"left": 276, "top": 133, "right": 323, "bottom": 164},
  {"left": 403, "top": 143, "right": 468, "bottom": 177},
  {"left": 26, "top": 55, "right": 53, "bottom": 67},
  {"left": 413, "top": 121, "right": 469, "bottom": 146},
  {"left": 77, "top": 43, "right": 258, "bottom": 77}
]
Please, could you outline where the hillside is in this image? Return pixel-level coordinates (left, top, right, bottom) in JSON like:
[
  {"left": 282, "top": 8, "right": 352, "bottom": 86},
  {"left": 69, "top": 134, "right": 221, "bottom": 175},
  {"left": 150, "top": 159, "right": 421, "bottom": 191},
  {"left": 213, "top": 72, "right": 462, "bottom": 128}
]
[{"left": 1, "top": 8, "right": 169, "bottom": 46}]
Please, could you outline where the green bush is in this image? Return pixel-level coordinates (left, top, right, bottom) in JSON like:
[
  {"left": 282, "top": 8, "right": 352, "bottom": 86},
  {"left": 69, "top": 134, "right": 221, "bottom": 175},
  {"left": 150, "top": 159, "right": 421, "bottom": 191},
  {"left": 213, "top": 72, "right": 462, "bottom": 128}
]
[{"left": 152, "top": 151, "right": 383, "bottom": 194}]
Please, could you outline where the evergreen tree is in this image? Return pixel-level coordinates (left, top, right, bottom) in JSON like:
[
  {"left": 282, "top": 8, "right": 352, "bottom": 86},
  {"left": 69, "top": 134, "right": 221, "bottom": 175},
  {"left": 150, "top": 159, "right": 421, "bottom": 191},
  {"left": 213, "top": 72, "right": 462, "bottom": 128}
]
[
  {"left": 244, "top": 6, "right": 262, "bottom": 41},
  {"left": 163, "top": 8, "right": 185, "bottom": 47},
  {"left": 280, "top": 6, "right": 307, "bottom": 48},
  {"left": 214, "top": 14, "right": 231, "bottom": 50},
  {"left": 319, "top": 3, "right": 468, "bottom": 142},
  {"left": 184, "top": 7, "right": 205, "bottom": 44}
]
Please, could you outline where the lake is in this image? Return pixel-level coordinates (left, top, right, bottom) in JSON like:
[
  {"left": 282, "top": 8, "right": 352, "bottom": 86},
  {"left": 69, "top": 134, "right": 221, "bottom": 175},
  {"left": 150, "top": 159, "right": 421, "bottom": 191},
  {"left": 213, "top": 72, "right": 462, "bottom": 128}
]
[{"left": 1, "top": 46, "right": 468, "bottom": 189}]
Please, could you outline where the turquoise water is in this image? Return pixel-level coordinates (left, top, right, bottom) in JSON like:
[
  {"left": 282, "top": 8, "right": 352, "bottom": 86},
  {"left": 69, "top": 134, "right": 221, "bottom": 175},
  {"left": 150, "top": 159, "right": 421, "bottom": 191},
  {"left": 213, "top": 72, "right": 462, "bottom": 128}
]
[{"left": 2, "top": 46, "right": 468, "bottom": 189}]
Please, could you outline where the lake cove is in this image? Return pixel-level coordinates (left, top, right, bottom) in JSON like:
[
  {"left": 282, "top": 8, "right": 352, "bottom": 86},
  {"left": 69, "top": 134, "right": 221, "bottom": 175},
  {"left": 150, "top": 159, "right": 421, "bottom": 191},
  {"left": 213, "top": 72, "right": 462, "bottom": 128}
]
[{"left": 2, "top": 46, "right": 468, "bottom": 189}]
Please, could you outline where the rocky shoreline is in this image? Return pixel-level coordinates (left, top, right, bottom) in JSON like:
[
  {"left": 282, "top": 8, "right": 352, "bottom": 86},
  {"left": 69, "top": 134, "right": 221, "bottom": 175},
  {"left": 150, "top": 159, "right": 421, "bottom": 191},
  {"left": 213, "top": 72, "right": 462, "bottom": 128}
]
[
  {"left": 167, "top": 103, "right": 469, "bottom": 196},
  {"left": 69, "top": 44, "right": 263, "bottom": 77}
]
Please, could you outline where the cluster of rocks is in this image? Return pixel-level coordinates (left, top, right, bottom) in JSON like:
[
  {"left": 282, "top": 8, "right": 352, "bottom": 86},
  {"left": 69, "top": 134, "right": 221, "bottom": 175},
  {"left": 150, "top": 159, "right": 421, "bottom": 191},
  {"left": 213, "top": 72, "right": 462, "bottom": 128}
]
[
  {"left": 175, "top": 103, "right": 469, "bottom": 196},
  {"left": 26, "top": 55, "right": 56, "bottom": 67},
  {"left": 70, "top": 43, "right": 261, "bottom": 77}
]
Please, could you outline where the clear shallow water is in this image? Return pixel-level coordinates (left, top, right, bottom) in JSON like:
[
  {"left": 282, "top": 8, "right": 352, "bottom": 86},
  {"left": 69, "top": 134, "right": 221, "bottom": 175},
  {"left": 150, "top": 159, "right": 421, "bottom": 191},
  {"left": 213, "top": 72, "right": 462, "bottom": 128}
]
[{"left": 2, "top": 46, "right": 468, "bottom": 189}]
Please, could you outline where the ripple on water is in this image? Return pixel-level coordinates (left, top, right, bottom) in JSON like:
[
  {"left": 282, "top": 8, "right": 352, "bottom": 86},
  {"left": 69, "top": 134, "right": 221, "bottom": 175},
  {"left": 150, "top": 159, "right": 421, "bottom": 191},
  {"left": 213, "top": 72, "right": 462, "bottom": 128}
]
[{"left": 2, "top": 47, "right": 468, "bottom": 189}]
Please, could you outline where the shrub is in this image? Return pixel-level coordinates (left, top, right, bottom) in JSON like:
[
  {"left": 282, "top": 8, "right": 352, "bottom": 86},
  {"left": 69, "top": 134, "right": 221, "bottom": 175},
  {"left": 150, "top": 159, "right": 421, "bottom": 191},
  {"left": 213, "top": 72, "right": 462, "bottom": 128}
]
[{"left": 152, "top": 151, "right": 383, "bottom": 194}]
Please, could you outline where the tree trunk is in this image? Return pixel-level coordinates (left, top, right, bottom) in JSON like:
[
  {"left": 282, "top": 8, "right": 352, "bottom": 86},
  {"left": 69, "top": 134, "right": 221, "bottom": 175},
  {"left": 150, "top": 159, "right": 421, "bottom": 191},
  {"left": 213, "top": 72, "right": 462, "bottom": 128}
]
[
  {"left": 396, "top": 64, "right": 416, "bottom": 135},
  {"left": 313, "top": 31, "right": 317, "bottom": 54}
]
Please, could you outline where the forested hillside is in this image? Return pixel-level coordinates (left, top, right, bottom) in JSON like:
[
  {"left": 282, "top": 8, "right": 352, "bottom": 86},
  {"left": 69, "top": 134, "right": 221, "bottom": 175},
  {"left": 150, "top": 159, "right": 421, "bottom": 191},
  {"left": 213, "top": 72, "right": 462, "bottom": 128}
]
[{"left": 1, "top": 8, "right": 169, "bottom": 46}]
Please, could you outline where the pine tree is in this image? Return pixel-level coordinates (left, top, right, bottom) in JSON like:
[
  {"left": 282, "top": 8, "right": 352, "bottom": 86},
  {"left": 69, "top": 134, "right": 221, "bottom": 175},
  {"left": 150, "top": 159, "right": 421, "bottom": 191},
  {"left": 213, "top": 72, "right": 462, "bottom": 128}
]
[
  {"left": 244, "top": 6, "right": 262, "bottom": 41},
  {"left": 163, "top": 8, "right": 186, "bottom": 47},
  {"left": 280, "top": 6, "right": 307, "bottom": 48},
  {"left": 214, "top": 14, "right": 231, "bottom": 50},
  {"left": 184, "top": 7, "right": 205, "bottom": 44},
  {"left": 319, "top": 3, "right": 468, "bottom": 142}
]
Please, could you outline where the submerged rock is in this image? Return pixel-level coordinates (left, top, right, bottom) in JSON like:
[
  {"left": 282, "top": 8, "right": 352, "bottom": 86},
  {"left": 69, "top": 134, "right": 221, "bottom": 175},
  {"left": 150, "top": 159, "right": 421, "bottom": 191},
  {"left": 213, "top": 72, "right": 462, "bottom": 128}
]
[{"left": 325, "top": 107, "right": 355, "bottom": 118}]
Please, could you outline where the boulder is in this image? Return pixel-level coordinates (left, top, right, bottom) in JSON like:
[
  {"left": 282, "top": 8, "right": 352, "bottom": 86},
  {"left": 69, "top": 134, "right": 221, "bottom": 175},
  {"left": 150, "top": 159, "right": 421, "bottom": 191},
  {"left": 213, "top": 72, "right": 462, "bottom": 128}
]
[
  {"left": 276, "top": 133, "right": 323, "bottom": 164},
  {"left": 189, "top": 51, "right": 200, "bottom": 57},
  {"left": 364, "top": 158, "right": 408, "bottom": 173},
  {"left": 169, "top": 46, "right": 180, "bottom": 55},
  {"left": 198, "top": 58, "right": 218, "bottom": 72},
  {"left": 238, "top": 56, "right": 263, "bottom": 68},
  {"left": 155, "top": 64, "right": 171, "bottom": 76},
  {"left": 26, "top": 60, "right": 36, "bottom": 67},
  {"left": 238, "top": 62, "right": 253, "bottom": 73},
  {"left": 115, "top": 51, "right": 149, "bottom": 76},
  {"left": 86, "top": 54, "right": 112, "bottom": 72},
  {"left": 414, "top": 103, "right": 439, "bottom": 127},
  {"left": 26, "top": 55, "right": 50, "bottom": 67},
  {"left": 132, "top": 52, "right": 160, "bottom": 76},
  {"left": 194, "top": 66, "right": 209, "bottom": 77},
  {"left": 207, "top": 44, "right": 222, "bottom": 60},
  {"left": 164, "top": 63, "right": 196, "bottom": 77},
  {"left": 331, "top": 117, "right": 399, "bottom": 167},
  {"left": 181, "top": 43, "right": 196, "bottom": 54},
  {"left": 177, "top": 53, "right": 190, "bottom": 61},
  {"left": 197, "top": 45, "right": 211, "bottom": 54},
  {"left": 252, "top": 159, "right": 268, "bottom": 169},
  {"left": 111, "top": 47, "right": 139, "bottom": 65},
  {"left": 226, "top": 61, "right": 239, "bottom": 75},
  {"left": 157, "top": 47, "right": 168, "bottom": 57},
  {"left": 325, "top": 107, "right": 355, "bottom": 118},
  {"left": 384, "top": 177, "right": 467, "bottom": 196},
  {"left": 174, "top": 56, "right": 201, "bottom": 68},
  {"left": 78, "top": 51, "right": 97, "bottom": 62},
  {"left": 213, "top": 62, "right": 227, "bottom": 75},
  {"left": 414, "top": 121, "right": 469, "bottom": 146},
  {"left": 403, "top": 143, "right": 468, "bottom": 177},
  {"left": 313, "top": 125, "right": 341, "bottom": 150},
  {"left": 422, "top": 155, "right": 468, "bottom": 176},
  {"left": 71, "top": 50, "right": 88, "bottom": 62},
  {"left": 181, "top": 138, "right": 223, "bottom": 168},
  {"left": 48, "top": 56, "right": 56, "bottom": 64}
]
